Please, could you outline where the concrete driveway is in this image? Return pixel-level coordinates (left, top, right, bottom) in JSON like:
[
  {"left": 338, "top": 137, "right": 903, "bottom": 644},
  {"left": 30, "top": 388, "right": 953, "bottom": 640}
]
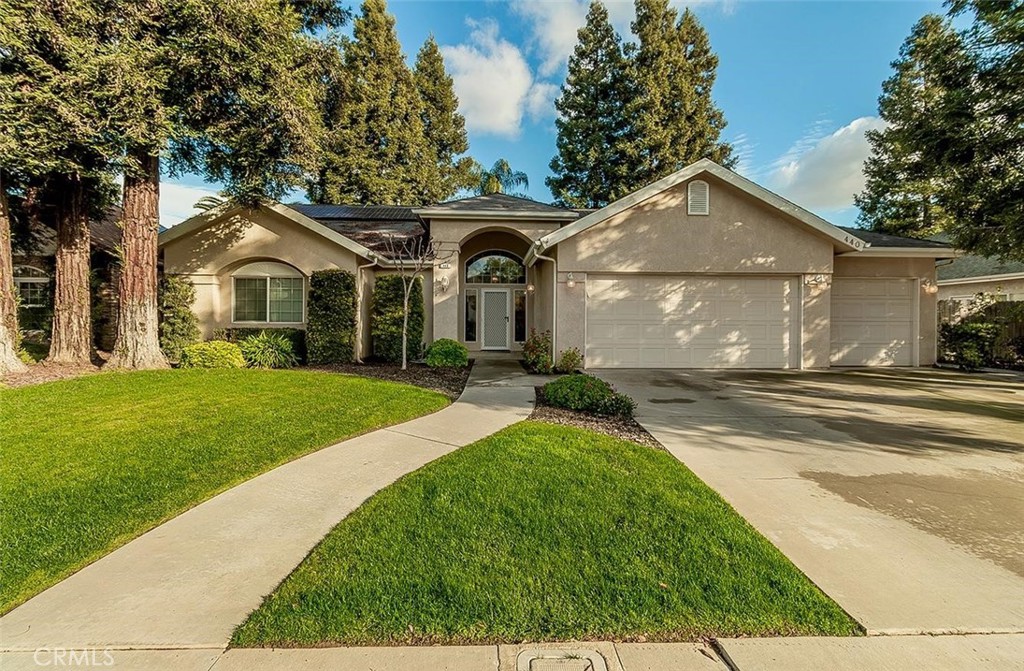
[{"left": 598, "top": 368, "right": 1024, "bottom": 635}]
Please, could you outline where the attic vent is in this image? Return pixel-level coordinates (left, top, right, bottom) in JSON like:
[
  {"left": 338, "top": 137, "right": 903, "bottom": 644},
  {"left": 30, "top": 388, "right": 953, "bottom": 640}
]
[{"left": 687, "top": 180, "right": 710, "bottom": 215}]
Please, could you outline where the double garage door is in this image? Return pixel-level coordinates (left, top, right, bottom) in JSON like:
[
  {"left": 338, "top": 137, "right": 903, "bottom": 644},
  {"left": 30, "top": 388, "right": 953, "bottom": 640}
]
[{"left": 586, "top": 275, "right": 797, "bottom": 369}]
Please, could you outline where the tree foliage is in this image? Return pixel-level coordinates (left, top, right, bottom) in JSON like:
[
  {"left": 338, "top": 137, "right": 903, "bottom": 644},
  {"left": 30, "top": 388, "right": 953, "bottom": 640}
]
[
  {"left": 472, "top": 159, "right": 530, "bottom": 197},
  {"left": 858, "top": 1, "right": 1024, "bottom": 260},
  {"left": 547, "top": 1, "right": 632, "bottom": 208}
]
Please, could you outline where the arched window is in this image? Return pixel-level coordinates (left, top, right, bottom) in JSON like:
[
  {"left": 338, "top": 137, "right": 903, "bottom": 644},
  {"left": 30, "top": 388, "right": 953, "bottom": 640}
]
[
  {"left": 687, "top": 179, "right": 710, "bottom": 215},
  {"left": 14, "top": 266, "right": 49, "bottom": 308},
  {"left": 231, "top": 261, "right": 305, "bottom": 324},
  {"left": 465, "top": 251, "right": 526, "bottom": 284}
]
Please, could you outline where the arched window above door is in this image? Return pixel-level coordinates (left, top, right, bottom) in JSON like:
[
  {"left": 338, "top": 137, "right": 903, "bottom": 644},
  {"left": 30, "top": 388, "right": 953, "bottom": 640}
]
[{"left": 465, "top": 251, "right": 526, "bottom": 284}]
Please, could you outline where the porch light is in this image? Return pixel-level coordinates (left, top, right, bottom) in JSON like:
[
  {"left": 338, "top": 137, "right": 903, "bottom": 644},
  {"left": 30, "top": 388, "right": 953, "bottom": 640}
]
[
  {"left": 526, "top": 284, "right": 535, "bottom": 292},
  {"left": 922, "top": 279, "right": 938, "bottom": 295},
  {"left": 566, "top": 273, "right": 576, "bottom": 289}
]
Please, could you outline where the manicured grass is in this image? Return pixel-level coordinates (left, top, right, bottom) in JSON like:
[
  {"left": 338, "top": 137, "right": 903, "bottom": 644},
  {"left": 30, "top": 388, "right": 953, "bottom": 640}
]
[
  {"left": 233, "top": 421, "right": 859, "bottom": 646},
  {"left": 0, "top": 369, "right": 448, "bottom": 614}
]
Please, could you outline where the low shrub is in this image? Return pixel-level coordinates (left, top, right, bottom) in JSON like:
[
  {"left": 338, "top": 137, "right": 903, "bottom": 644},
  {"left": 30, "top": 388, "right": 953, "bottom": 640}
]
[
  {"left": 158, "top": 276, "right": 201, "bottom": 362},
  {"left": 240, "top": 331, "right": 298, "bottom": 369},
  {"left": 307, "top": 270, "right": 357, "bottom": 364},
  {"left": 554, "top": 347, "right": 583, "bottom": 374},
  {"left": 225, "top": 327, "right": 306, "bottom": 363},
  {"left": 372, "top": 275, "right": 424, "bottom": 363},
  {"left": 425, "top": 338, "right": 469, "bottom": 368},
  {"left": 179, "top": 340, "right": 246, "bottom": 369},
  {"left": 523, "top": 328, "right": 553, "bottom": 374},
  {"left": 543, "top": 373, "right": 636, "bottom": 418},
  {"left": 940, "top": 321, "right": 999, "bottom": 371}
]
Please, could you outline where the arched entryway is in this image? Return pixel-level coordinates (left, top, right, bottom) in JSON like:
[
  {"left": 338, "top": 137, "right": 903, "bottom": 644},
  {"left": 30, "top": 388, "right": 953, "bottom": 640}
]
[{"left": 458, "top": 230, "right": 533, "bottom": 352}]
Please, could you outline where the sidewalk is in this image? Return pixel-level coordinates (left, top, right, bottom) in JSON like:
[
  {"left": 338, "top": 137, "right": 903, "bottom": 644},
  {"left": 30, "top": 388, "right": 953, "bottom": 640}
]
[
  {"left": 0, "top": 360, "right": 535, "bottom": 652},
  {"left": 3, "top": 634, "right": 1022, "bottom": 670}
]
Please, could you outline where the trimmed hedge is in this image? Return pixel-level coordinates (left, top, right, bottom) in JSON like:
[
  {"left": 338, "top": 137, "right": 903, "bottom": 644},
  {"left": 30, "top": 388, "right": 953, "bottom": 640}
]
[
  {"left": 425, "top": 338, "right": 469, "bottom": 368},
  {"left": 307, "top": 270, "right": 357, "bottom": 364},
  {"left": 179, "top": 341, "right": 246, "bottom": 369},
  {"left": 158, "top": 276, "right": 201, "bottom": 362},
  {"left": 372, "top": 275, "right": 424, "bottom": 363},
  {"left": 543, "top": 373, "right": 636, "bottom": 418}
]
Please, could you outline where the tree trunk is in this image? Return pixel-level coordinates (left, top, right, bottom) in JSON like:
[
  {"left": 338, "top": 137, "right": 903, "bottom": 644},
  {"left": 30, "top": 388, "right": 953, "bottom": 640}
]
[
  {"left": 46, "top": 174, "right": 94, "bottom": 365},
  {"left": 0, "top": 174, "right": 27, "bottom": 375},
  {"left": 401, "top": 282, "right": 410, "bottom": 370},
  {"left": 106, "top": 150, "right": 168, "bottom": 370}
]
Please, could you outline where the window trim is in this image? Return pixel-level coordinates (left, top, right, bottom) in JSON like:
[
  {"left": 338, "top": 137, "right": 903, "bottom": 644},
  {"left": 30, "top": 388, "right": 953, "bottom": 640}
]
[
  {"left": 230, "top": 275, "right": 306, "bottom": 325},
  {"left": 687, "top": 179, "right": 710, "bottom": 216}
]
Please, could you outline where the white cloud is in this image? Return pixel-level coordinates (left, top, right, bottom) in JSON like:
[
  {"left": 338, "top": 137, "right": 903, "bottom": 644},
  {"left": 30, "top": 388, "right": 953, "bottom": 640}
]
[
  {"left": 441, "top": 19, "right": 557, "bottom": 138},
  {"left": 159, "top": 181, "right": 220, "bottom": 228},
  {"left": 730, "top": 132, "right": 757, "bottom": 178},
  {"left": 767, "top": 116, "right": 886, "bottom": 211}
]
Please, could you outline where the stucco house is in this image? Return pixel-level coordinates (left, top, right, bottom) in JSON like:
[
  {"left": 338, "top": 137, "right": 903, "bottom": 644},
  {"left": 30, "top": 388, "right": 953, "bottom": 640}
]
[
  {"left": 936, "top": 252, "right": 1024, "bottom": 303},
  {"left": 159, "top": 159, "right": 955, "bottom": 369}
]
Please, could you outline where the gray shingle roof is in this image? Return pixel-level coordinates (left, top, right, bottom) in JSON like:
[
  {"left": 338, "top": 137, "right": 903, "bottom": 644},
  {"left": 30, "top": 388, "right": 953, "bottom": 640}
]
[
  {"left": 938, "top": 254, "right": 1024, "bottom": 280},
  {"left": 426, "top": 193, "right": 576, "bottom": 214},
  {"left": 837, "top": 226, "right": 952, "bottom": 249},
  {"left": 288, "top": 204, "right": 418, "bottom": 221}
]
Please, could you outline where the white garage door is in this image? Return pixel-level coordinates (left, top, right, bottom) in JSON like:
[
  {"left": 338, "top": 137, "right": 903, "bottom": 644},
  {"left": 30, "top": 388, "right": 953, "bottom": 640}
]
[
  {"left": 586, "top": 275, "right": 797, "bottom": 369},
  {"left": 830, "top": 278, "right": 916, "bottom": 366}
]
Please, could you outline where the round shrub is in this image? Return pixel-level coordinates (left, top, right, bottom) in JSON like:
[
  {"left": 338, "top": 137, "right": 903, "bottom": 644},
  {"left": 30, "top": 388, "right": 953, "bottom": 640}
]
[
  {"left": 425, "top": 338, "right": 469, "bottom": 368},
  {"left": 543, "top": 373, "right": 636, "bottom": 418},
  {"left": 179, "top": 341, "right": 246, "bottom": 369},
  {"left": 240, "top": 331, "right": 298, "bottom": 369},
  {"left": 554, "top": 347, "right": 583, "bottom": 374}
]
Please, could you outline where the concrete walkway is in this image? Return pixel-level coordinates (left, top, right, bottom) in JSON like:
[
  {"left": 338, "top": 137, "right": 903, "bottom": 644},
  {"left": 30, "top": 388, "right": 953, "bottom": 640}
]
[
  {"left": 3, "top": 634, "right": 1023, "bottom": 670},
  {"left": 0, "top": 359, "right": 535, "bottom": 652}
]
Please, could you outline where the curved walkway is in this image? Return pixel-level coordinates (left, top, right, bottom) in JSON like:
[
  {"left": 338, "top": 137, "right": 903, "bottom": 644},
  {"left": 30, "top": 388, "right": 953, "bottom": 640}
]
[{"left": 0, "top": 360, "right": 535, "bottom": 652}]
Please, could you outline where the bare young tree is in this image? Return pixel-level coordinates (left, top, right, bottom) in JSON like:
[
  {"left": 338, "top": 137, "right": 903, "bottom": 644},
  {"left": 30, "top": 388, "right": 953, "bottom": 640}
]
[{"left": 381, "top": 234, "right": 453, "bottom": 370}]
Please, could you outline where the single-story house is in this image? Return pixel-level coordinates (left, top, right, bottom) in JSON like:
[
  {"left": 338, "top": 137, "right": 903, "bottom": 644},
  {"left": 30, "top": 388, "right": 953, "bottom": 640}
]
[
  {"left": 159, "top": 159, "right": 956, "bottom": 368},
  {"left": 937, "top": 252, "right": 1024, "bottom": 303}
]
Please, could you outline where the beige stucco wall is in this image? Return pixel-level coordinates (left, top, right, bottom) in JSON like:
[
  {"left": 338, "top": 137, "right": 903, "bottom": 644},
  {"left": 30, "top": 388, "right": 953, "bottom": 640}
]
[
  {"left": 426, "top": 219, "right": 561, "bottom": 350},
  {"left": 938, "top": 277, "right": 1024, "bottom": 301},
  {"left": 558, "top": 176, "right": 835, "bottom": 275},
  {"left": 833, "top": 255, "right": 938, "bottom": 365},
  {"left": 162, "top": 208, "right": 373, "bottom": 353}
]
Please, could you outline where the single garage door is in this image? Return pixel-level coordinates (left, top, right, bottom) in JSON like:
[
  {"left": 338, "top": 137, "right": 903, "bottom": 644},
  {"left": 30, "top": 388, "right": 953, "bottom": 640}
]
[
  {"left": 830, "top": 278, "right": 916, "bottom": 366},
  {"left": 586, "top": 275, "right": 797, "bottom": 368}
]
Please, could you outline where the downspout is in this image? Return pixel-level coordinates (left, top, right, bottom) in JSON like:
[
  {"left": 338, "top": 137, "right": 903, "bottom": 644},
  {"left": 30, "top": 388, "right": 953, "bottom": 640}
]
[
  {"left": 355, "top": 255, "right": 379, "bottom": 363},
  {"left": 533, "top": 247, "right": 557, "bottom": 355}
]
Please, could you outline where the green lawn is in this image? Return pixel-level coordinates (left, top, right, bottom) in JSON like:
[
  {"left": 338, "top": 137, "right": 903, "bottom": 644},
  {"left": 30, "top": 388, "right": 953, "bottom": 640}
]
[
  {"left": 0, "top": 369, "right": 448, "bottom": 614},
  {"left": 234, "top": 421, "right": 859, "bottom": 646}
]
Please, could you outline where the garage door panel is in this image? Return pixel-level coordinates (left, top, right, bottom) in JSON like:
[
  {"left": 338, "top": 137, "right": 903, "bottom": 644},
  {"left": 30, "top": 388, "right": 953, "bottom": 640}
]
[
  {"left": 831, "top": 278, "right": 915, "bottom": 366},
  {"left": 586, "top": 275, "right": 795, "bottom": 369}
]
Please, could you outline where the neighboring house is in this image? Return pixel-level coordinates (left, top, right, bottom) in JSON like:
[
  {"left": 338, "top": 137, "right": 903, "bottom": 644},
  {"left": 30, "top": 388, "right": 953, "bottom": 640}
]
[
  {"left": 12, "top": 209, "right": 123, "bottom": 349},
  {"left": 159, "top": 159, "right": 955, "bottom": 368},
  {"left": 936, "top": 252, "right": 1024, "bottom": 303}
]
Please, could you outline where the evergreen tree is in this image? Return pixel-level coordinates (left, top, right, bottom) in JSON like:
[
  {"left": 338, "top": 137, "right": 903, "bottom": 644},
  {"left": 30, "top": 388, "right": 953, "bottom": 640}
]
[
  {"left": 310, "top": 0, "right": 434, "bottom": 205},
  {"left": 547, "top": 1, "right": 632, "bottom": 208},
  {"left": 623, "top": 0, "right": 732, "bottom": 191},
  {"left": 414, "top": 36, "right": 475, "bottom": 203},
  {"left": 855, "top": 15, "right": 970, "bottom": 238}
]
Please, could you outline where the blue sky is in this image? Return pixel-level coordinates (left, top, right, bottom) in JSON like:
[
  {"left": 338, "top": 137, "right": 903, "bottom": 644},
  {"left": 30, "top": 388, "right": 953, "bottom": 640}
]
[{"left": 161, "top": 0, "right": 945, "bottom": 228}]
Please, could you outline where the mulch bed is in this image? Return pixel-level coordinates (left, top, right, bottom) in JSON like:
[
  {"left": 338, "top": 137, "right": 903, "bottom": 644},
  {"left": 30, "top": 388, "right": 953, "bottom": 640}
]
[
  {"left": 2, "top": 354, "right": 106, "bottom": 389},
  {"left": 530, "top": 386, "right": 662, "bottom": 449},
  {"left": 311, "top": 361, "right": 472, "bottom": 401}
]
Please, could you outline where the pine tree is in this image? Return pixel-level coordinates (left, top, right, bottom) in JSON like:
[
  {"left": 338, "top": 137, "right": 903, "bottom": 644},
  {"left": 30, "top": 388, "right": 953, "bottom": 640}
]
[
  {"left": 854, "top": 15, "right": 970, "bottom": 238},
  {"left": 310, "top": 0, "right": 434, "bottom": 205},
  {"left": 623, "top": 0, "right": 732, "bottom": 191},
  {"left": 414, "top": 36, "right": 474, "bottom": 203},
  {"left": 547, "top": 1, "right": 632, "bottom": 208}
]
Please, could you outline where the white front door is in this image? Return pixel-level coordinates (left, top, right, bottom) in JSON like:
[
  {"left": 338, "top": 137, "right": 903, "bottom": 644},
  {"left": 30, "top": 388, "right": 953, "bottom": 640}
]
[{"left": 481, "top": 289, "right": 510, "bottom": 350}]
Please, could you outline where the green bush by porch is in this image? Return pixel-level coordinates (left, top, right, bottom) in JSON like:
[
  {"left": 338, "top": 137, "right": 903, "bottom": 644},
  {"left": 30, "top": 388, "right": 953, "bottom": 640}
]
[
  {"left": 371, "top": 275, "right": 424, "bottom": 363},
  {"left": 306, "top": 270, "right": 357, "bottom": 364}
]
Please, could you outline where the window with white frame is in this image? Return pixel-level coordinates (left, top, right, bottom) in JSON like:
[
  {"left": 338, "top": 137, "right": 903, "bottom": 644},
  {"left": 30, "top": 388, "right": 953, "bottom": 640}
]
[
  {"left": 14, "top": 266, "right": 49, "bottom": 307},
  {"left": 687, "top": 180, "right": 710, "bottom": 215},
  {"left": 231, "top": 261, "right": 305, "bottom": 324}
]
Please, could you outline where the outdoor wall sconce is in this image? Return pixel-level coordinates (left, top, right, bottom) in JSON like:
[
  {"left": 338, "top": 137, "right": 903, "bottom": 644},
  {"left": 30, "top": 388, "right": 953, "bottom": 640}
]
[
  {"left": 922, "top": 279, "right": 939, "bottom": 295},
  {"left": 438, "top": 275, "right": 450, "bottom": 293},
  {"left": 566, "top": 273, "right": 576, "bottom": 289},
  {"left": 526, "top": 284, "right": 535, "bottom": 293}
]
